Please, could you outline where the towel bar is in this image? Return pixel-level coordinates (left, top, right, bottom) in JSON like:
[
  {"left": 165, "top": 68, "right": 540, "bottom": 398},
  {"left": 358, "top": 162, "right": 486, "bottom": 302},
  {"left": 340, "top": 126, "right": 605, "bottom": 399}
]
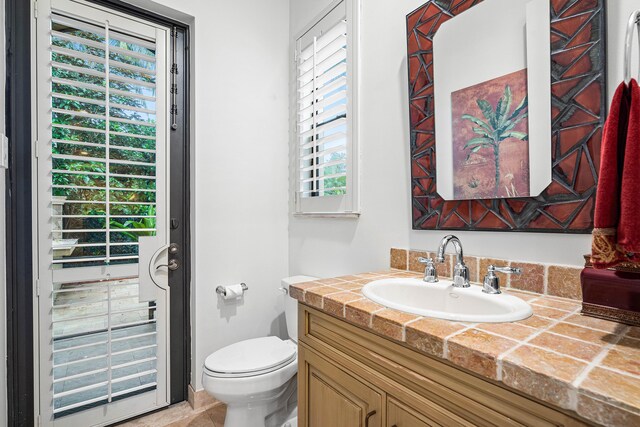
[{"left": 624, "top": 10, "right": 640, "bottom": 83}]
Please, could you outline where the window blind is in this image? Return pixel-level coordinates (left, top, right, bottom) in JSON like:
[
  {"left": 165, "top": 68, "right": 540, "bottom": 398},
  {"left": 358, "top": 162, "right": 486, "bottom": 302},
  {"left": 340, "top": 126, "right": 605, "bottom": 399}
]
[
  {"left": 50, "top": 13, "right": 158, "bottom": 269},
  {"left": 296, "top": 4, "right": 349, "bottom": 200}
]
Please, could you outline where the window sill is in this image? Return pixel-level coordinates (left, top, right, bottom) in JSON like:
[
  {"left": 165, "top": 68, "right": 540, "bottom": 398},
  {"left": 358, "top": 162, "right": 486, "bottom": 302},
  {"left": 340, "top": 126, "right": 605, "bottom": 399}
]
[{"left": 293, "top": 212, "right": 361, "bottom": 219}]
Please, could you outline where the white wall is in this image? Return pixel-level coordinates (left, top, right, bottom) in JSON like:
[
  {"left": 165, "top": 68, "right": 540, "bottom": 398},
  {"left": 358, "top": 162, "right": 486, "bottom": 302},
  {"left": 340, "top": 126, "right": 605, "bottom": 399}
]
[
  {"left": 128, "top": 0, "right": 290, "bottom": 390},
  {"left": 289, "top": 0, "right": 634, "bottom": 279}
]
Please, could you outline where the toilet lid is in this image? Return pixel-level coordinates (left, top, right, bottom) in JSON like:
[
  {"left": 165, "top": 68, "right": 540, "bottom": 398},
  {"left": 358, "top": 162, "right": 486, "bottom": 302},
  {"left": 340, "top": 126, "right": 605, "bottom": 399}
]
[{"left": 204, "top": 336, "right": 296, "bottom": 375}]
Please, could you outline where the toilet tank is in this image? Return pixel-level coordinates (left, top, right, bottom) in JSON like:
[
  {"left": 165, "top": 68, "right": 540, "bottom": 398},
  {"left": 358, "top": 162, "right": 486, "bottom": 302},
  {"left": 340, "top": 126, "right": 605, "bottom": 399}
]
[{"left": 282, "top": 276, "right": 317, "bottom": 343}]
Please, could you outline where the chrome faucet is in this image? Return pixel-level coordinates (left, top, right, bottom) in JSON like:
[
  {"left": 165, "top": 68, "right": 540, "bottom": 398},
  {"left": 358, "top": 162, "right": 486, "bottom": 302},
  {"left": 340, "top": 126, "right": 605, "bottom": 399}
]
[
  {"left": 418, "top": 257, "right": 438, "bottom": 283},
  {"left": 436, "top": 235, "right": 470, "bottom": 288},
  {"left": 482, "top": 265, "right": 522, "bottom": 294}
]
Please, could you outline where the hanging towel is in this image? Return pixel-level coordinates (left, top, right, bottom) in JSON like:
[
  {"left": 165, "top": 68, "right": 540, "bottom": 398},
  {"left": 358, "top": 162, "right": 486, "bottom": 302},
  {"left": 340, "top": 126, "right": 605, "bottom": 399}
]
[
  {"left": 591, "top": 82, "right": 631, "bottom": 268},
  {"left": 617, "top": 79, "right": 640, "bottom": 260}
]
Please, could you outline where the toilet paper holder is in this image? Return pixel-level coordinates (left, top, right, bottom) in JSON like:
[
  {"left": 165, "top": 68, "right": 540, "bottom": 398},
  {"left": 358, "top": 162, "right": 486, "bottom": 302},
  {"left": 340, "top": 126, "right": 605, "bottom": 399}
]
[{"left": 216, "top": 283, "right": 248, "bottom": 297}]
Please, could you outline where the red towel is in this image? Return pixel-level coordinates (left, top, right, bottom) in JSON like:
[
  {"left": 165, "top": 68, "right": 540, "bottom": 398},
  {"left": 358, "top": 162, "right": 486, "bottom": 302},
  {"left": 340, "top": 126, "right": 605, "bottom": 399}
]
[
  {"left": 618, "top": 79, "right": 640, "bottom": 258},
  {"left": 591, "top": 82, "right": 631, "bottom": 268}
]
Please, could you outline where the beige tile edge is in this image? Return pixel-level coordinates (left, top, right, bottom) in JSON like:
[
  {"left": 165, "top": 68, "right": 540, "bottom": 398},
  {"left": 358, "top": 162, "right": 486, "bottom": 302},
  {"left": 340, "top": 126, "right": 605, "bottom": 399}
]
[{"left": 188, "top": 385, "right": 220, "bottom": 411}]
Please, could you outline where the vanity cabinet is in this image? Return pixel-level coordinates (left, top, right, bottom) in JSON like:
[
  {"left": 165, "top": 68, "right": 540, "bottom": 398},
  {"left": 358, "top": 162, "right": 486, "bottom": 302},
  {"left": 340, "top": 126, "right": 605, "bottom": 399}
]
[
  {"left": 300, "top": 346, "right": 382, "bottom": 427},
  {"left": 387, "top": 398, "right": 443, "bottom": 427},
  {"left": 297, "top": 304, "right": 590, "bottom": 427}
]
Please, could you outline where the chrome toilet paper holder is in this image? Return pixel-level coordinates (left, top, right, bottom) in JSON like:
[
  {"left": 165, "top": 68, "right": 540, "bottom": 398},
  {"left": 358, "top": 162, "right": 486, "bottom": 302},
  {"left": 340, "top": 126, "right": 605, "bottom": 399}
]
[{"left": 215, "top": 283, "right": 248, "bottom": 297}]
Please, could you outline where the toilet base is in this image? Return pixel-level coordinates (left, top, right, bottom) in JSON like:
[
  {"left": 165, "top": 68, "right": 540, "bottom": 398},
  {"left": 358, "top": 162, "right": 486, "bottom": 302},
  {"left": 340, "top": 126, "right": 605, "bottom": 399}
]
[
  {"left": 223, "top": 403, "right": 270, "bottom": 427},
  {"left": 281, "top": 409, "right": 297, "bottom": 427},
  {"left": 210, "top": 372, "right": 297, "bottom": 427},
  {"left": 223, "top": 406, "right": 297, "bottom": 427}
]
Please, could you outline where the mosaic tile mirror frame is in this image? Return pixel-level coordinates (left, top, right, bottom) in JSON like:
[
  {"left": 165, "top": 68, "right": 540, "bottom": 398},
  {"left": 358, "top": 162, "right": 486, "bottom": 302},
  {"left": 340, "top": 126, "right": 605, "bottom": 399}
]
[{"left": 406, "top": 0, "right": 607, "bottom": 232}]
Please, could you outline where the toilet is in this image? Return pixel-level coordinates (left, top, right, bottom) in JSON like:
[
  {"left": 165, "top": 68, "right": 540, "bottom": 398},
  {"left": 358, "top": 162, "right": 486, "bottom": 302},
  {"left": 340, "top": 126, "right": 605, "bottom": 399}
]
[{"left": 202, "top": 276, "right": 317, "bottom": 427}]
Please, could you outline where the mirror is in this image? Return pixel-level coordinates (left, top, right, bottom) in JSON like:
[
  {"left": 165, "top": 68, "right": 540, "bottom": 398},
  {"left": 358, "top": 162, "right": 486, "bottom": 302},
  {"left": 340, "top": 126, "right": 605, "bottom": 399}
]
[
  {"left": 434, "top": 0, "right": 552, "bottom": 201},
  {"left": 406, "top": 0, "right": 606, "bottom": 232}
]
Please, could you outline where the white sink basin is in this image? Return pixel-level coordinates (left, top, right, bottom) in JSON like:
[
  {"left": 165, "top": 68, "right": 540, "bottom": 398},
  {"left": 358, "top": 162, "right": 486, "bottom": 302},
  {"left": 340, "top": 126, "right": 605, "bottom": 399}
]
[{"left": 362, "top": 278, "right": 532, "bottom": 323}]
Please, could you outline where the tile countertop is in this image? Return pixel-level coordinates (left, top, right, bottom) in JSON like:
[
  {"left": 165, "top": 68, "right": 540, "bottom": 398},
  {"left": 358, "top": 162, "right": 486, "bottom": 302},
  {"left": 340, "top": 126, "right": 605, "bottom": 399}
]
[{"left": 289, "top": 269, "right": 640, "bottom": 427}]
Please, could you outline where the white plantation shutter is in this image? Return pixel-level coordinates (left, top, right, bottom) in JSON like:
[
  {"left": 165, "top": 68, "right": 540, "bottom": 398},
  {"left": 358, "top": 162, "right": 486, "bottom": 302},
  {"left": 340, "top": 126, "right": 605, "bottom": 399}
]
[
  {"left": 40, "top": 7, "right": 168, "bottom": 419},
  {"left": 50, "top": 13, "right": 159, "bottom": 272},
  {"left": 295, "top": 0, "right": 359, "bottom": 214}
]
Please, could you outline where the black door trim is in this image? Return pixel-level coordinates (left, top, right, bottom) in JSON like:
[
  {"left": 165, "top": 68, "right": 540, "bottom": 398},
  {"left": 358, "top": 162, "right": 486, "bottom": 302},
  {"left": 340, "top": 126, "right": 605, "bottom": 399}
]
[
  {"left": 5, "top": 0, "right": 35, "bottom": 424},
  {"left": 5, "top": 1, "right": 192, "bottom": 424},
  {"left": 88, "top": 0, "right": 192, "bottom": 405}
]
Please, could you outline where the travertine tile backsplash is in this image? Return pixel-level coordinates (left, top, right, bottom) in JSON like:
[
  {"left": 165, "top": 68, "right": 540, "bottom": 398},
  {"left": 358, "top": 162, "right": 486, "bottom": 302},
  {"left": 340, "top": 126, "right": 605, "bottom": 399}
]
[{"left": 390, "top": 248, "right": 583, "bottom": 300}]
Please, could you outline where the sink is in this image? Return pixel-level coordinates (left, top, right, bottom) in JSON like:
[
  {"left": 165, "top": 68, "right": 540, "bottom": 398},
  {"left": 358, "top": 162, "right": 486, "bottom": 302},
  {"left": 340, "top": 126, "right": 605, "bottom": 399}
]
[{"left": 362, "top": 278, "right": 532, "bottom": 323}]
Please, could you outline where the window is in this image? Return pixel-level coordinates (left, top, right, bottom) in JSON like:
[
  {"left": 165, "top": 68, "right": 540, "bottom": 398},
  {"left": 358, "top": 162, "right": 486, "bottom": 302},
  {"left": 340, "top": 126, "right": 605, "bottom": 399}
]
[{"left": 294, "top": 0, "right": 359, "bottom": 215}]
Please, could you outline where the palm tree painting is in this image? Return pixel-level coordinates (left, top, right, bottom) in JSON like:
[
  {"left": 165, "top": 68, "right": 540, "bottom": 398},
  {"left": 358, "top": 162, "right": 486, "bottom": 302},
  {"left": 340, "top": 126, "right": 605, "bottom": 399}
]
[{"left": 451, "top": 69, "right": 530, "bottom": 200}]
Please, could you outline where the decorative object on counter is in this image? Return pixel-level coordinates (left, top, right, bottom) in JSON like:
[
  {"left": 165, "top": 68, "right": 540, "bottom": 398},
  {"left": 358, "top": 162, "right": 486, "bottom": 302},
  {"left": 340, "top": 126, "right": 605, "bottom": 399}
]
[
  {"left": 591, "top": 10, "right": 640, "bottom": 270},
  {"left": 406, "top": 0, "right": 606, "bottom": 232},
  {"left": 216, "top": 283, "right": 248, "bottom": 300},
  {"left": 581, "top": 267, "right": 640, "bottom": 326}
]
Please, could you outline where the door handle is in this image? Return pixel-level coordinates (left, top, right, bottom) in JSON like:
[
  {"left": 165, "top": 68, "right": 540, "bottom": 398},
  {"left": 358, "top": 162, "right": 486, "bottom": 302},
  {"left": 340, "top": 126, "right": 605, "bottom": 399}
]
[
  {"left": 365, "top": 410, "right": 376, "bottom": 426},
  {"left": 148, "top": 243, "right": 170, "bottom": 291},
  {"left": 156, "top": 259, "right": 179, "bottom": 271}
]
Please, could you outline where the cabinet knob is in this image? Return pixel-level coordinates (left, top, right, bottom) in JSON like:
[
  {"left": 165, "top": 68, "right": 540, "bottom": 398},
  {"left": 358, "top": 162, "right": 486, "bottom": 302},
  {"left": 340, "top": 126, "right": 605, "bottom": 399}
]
[{"left": 365, "top": 410, "right": 376, "bottom": 426}]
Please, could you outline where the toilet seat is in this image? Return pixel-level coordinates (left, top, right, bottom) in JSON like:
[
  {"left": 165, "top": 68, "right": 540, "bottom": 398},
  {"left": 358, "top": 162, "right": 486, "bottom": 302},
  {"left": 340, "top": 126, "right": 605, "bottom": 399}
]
[{"left": 204, "top": 336, "right": 296, "bottom": 378}]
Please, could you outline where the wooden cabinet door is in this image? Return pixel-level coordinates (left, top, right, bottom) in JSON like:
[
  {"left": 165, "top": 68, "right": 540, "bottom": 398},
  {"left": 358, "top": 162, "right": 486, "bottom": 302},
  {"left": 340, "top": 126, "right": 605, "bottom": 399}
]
[
  {"left": 299, "top": 346, "right": 382, "bottom": 427},
  {"left": 386, "top": 396, "right": 474, "bottom": 427},
  {"left": 387, "top": 398, "right": 434, "bottom": 427}
]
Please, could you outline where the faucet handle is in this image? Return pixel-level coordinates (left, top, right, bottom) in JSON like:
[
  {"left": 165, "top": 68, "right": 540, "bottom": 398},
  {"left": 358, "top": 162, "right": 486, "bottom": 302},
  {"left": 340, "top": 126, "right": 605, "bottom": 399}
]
[
  {"left": 418, "top": 257, "right": 439, "bottom": 283},
  {"left": 491, "top": 266, "right": 523, "bottom": 274},
  {"left": 483, "top": 265, "right": 523, "bottom": 294}
]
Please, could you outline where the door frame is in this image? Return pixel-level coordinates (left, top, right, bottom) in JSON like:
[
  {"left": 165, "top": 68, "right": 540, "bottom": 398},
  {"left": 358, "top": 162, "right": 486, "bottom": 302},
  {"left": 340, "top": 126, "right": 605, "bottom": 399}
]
[
  {"left": 88, "top": 0, "right": 193, "bottom": 406},
  {"left": 5, "top": 0, "right": 35, "bottom": 424},
  {"left": 4, "top": 0, "right": 192, "bottom": 424}
]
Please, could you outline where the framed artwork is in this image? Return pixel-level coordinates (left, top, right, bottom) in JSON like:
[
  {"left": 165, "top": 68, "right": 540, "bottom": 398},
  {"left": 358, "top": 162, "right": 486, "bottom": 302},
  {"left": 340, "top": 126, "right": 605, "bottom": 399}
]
[
  {"left": 406, "top": 0, "right": 607, "bottom": 232},
  {"left": 451, "top": 69, "right": 530, "bottom": 200}
]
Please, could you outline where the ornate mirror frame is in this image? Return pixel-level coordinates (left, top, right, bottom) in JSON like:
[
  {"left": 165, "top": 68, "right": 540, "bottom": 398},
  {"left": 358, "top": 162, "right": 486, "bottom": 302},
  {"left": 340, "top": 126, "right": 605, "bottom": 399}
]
[{"left": 406, "top": 0, "right": 607, "bottom": 233}]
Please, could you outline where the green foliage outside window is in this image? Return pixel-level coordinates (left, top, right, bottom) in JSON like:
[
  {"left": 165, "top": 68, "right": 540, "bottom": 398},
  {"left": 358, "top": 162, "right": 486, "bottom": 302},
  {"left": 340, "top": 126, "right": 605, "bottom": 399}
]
[
  {"left": 52, "top": 26, "right": 158, "bottom": 263},
  {"left": 323, "top": 151, "right": 346, "bottom": 196}
]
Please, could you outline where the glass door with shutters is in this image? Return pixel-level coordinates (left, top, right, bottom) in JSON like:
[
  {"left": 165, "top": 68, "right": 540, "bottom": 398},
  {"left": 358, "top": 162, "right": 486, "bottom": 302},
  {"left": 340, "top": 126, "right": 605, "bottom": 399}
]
[{"left": 35, "top": 0, "right": 173, "bottom": 425}]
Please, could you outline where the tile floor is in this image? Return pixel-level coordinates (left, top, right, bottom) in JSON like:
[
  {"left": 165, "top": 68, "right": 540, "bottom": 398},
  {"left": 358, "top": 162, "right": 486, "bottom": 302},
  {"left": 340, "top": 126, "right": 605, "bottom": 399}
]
[{"left": 114, "top": 401, "right": 226, "bottom": 427}]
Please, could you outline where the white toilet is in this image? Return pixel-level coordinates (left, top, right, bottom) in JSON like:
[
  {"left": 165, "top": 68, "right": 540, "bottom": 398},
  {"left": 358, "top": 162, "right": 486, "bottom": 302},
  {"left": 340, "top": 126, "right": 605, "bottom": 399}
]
[{"left": 202, "top": 276, "right": 317, "bottom": 427}]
